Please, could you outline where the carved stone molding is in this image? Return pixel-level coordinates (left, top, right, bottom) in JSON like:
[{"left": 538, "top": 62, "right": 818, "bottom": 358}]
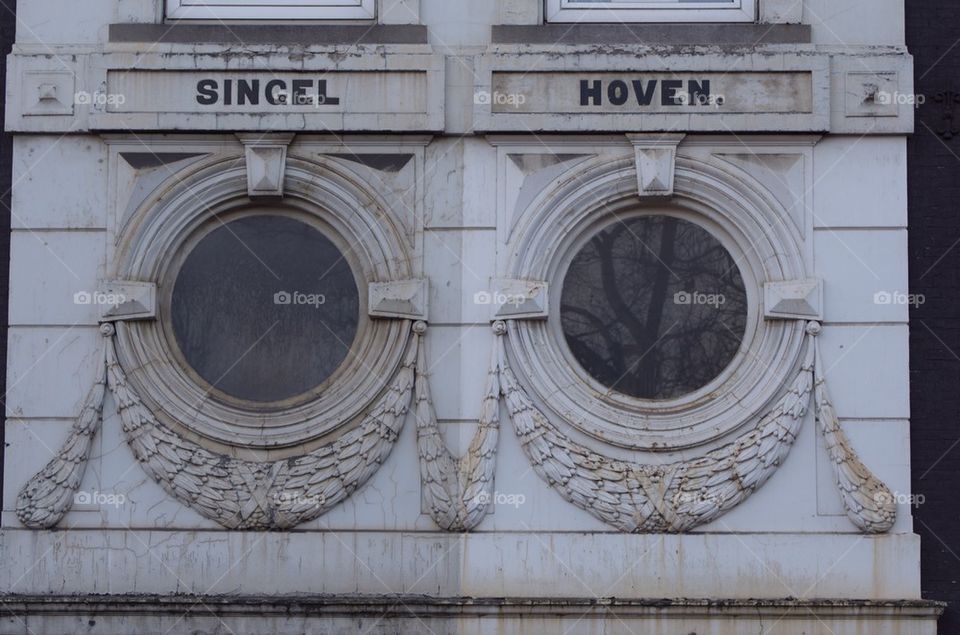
[
  {"left": 501, "top": 320, "right": 897, "bottom": 534},
  {"left": 17, "top": 316, "right": 897, "bottom": 534},
  {"left": 503, "top": 153, "right": 808, "bottom": 451},
  {"left": 112, "top": 154, "right": 415, "bottom": 450},
  {"left": 15, "top": 326, "right": 110, "bottom": 529},
  {"left": 503, "top": 321, "right": 815, "bottom": 533},
  {"left": 812, "top": 328, "right": 897, "bottom": 533},
  {"left": 415, "top": 322, "right": 502, "bottom": 531},
  {"left": 17, "top": 322, "right": 421, "bottom": 531}
]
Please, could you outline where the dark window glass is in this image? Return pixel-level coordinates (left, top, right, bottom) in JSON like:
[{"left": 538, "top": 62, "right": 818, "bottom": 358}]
[
  {"left": 560, "top": 215, "right": 747, "bottom": 400},
  {"left": 171, "top": 215, "right": 359, "bottom": 403}
]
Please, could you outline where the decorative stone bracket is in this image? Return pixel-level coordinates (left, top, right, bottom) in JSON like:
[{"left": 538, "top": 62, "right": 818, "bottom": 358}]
[
  {"left": 627, "top": 134, "right": 685, "bottom": 198},
  {"left": 237, "top": 133, "right": 295, "bottom": 198},
  {"left": 97, "top": 280, "right": 156, "bottom": 322},
  {"left": 764, "top": 279, "right": 823, "bottom": 320},
  {"left": 369, "top": 278, "right": 429, "bottom": 320},
  {"left": 487, "top": 278, "right": 548, "bottom": 320}
]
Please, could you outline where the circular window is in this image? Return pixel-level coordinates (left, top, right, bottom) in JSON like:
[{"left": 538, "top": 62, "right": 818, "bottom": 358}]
[
  {"left": 170, "top": 214, "right": 360, "bottom": 405},
  {"left": 560, "top": 215, "right": 747, "bottom": 400},
  {"left": 113, "top": 159, "right": 414, "bottom": 452},
  {"left": 503, "top": 156, "right": 808, "bottom": 451}
]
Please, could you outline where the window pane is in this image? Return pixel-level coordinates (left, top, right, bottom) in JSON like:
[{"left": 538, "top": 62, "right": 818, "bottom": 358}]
[
  {"left": 171, "top": 215, "right": 359, "bottom": 404},
  {"left": 560, "top": 215, "right": 747, "bottom": 400}
]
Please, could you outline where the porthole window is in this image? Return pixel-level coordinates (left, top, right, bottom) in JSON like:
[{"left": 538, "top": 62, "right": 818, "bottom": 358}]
[
  {"left": 502, "top": 154, "right": 809, "bottom": 450},
  {"left": 560, "top": 215, "right": 748, "bottom": 400},
  {"left": 170, "top": 214, "right": 360, "bottom": 405},
  {"left": 112, "top": 155, "right": 415, "bottom": 452}
]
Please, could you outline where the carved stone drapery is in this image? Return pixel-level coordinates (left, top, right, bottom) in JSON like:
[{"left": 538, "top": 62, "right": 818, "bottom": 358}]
[
  {"left": 18, "top": 317, "right": 897, "bottom": 534},
  {"left": 499, "top": 320, "right": 897, "bottom": 534},
  {"left": 17, "top": 321, "right": 422, "bottom": 531},
  {"left": 415, "top": 321, "right": 503, "bottom": 532},
  {"left": 812, "top": 329, "right": 898, "bottom": 533},
  {"left": 15, "top": 326, "right": 110, "bottom": 529}
]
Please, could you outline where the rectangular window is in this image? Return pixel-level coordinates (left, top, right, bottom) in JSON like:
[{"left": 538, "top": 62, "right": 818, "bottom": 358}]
[
  {"left": 166, "top": 0, "right": 376, "bottom": 20},
  {"left": 546, "top": 0, "right": 756, "bottom": 23}
]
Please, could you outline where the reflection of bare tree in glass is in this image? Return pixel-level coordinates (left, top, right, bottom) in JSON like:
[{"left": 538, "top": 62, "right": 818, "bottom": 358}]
[{"left": 561, "top": 216, "right": 747, "bottom": 399}]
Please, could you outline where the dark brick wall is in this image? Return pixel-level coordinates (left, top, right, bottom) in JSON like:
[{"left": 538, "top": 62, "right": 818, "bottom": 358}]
[
  {"left": 906, "top": 1, "right": 960, "bottom": 632},
  {"left": 0, "top": 0, "right": 13, "bottom": 509}
]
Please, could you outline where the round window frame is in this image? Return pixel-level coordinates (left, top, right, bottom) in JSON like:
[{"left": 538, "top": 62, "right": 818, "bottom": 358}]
[
  {"left": 554, "top": 209, "right": 756, "bottom": 409},
  {"left": 160, "top": 207, "right": 367, "bottom": 412},
  {"left": 504, "top": 155, "right": 807, "bottom": 451},
  {"left": 111, "top": 155, "right": 414, "bottom": 453}
]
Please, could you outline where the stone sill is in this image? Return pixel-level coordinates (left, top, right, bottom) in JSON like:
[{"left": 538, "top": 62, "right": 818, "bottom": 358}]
[
  {"left": 0, "top": 595, "right": 946, "bottom": 618},
  {"left": 108, "top": 23, "right": 429, "bottom": 45},
  {"left": 0, "top": 594, "right": 947, "bottom": 617},
  {"left": 492, "top": 23, "right": 811, "bottom": 45},
  {"left": 0, "top": 595, "right": 944, "bottom": 635}
]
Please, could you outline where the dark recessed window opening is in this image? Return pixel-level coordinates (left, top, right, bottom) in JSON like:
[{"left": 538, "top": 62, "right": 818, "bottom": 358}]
[
  {"left": 171, "top": 214, "right": 359, "bottom": 403},
  {"left": 560, "top": 215, "right": 748, "bottom": 400}
]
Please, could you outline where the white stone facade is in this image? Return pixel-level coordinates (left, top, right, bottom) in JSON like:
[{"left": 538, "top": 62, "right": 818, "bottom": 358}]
[{"left": 0, "top": 0, "right": 941, "bottom": 633}]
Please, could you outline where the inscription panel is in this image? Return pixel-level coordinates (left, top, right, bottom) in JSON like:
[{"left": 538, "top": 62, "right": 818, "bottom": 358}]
[
  {"left": 491, "top": 71, "right": 814, "bottom": 114},
  {"left": 107, "top": 71, "right": 428, "bottom": 114}
]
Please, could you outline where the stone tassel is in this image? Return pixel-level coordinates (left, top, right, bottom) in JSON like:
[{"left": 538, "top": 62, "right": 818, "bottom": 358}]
[
  {"left": 416, "top": 321, "right": 502, "bottom": 532},
  {"left": 15, "top": 323, "right": 113, "bottom": 528},
  {"left": 812, "top": 322, "right": 898, "bottom": 533}
]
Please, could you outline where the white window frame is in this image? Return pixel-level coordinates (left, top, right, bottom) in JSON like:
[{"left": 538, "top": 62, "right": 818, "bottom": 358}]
[
  {"left": 166, "top": 0, "right": 376, "bottom": 20},
  {"left": 546, "top": 0, "right": 756, "bottom": 23}
]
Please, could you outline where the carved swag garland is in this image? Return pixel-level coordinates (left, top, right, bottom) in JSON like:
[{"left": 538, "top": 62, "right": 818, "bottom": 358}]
[{"left": 17, "top": 320, "right": 896, "bottom": 534}]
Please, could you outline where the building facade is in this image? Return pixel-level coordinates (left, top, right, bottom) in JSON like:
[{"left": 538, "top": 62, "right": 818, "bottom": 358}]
[{"left": 0, "top": 0, "right": 944, "bottom": 633}]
